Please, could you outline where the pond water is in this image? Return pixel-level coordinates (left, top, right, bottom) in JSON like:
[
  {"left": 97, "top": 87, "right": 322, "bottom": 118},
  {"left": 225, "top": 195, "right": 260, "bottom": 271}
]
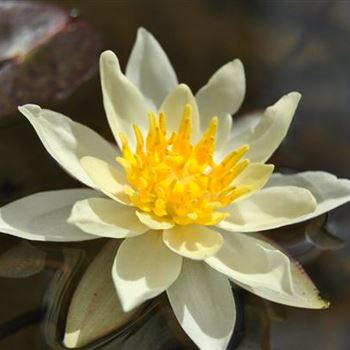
[{"left": 1, "top": 1, "right": 350, "bottom": 349}]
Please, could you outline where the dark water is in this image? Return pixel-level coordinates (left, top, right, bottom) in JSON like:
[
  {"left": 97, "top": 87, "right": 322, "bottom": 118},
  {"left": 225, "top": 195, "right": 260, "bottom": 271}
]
[{"left": 1, "top": 0, "right": 350, "bottom": 349}]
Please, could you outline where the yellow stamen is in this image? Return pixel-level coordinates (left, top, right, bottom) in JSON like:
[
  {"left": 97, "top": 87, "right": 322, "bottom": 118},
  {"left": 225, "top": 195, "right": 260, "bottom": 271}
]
[{"left": 117, "top": 104, "right": 254, "bottom": 226}]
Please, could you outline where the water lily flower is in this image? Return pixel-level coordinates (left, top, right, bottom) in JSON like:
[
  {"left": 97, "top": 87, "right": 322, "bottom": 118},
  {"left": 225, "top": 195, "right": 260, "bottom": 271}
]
[{"left": 1, "top": 27, "right": 350, "bottom": 350}]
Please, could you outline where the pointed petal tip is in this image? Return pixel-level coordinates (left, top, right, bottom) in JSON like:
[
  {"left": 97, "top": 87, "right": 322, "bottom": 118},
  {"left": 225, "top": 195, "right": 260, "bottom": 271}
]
[
  {"left": 177, "top": 83, "right": 193, "bottom": 92},
  {"left": 100, "top": 50, "right": 119, "bottom": 66},
  {"left": 137, "top": 26, "right": 150, "bottom": 36},
  {"left": 286, "top": 91, "right": 302, "bottom": 103},
  {"left": 18, "top": 104, "right": 42, "bottom": 115},
  {"left": 231, "top": 58, "right": 244, "bottom": 71}
]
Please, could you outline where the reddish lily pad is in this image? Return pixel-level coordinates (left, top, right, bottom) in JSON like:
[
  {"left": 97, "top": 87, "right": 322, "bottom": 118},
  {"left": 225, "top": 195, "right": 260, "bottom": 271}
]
[{"left": 0, "top": 1, "right": 99, "bottom": 117}]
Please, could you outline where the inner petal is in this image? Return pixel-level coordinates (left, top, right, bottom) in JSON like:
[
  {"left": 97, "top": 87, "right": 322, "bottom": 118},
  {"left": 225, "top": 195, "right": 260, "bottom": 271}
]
[{"left": 116, "top": 104, "right": 270, "bottom": 226}]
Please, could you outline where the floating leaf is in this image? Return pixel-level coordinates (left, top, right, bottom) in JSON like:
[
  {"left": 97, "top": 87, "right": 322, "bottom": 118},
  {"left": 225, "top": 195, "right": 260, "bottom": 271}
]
[
  {"left": 0, "top": 1, "right": 99, "bottom": 117},
  {"left": 63, "top": 240, "right": 138, "bottom": 348},
  {"left": 0, "top": 241, "right": 46, "bottom": 278}
]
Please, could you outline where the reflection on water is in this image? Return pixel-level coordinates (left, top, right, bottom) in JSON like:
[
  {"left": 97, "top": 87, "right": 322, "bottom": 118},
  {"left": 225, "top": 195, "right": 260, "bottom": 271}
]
[{"left": 1, "top": 0, "right": 350, "bottom": 349}]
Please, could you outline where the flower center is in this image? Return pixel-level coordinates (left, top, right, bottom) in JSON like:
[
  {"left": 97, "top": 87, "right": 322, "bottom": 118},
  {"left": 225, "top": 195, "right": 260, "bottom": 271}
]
[{"left": 117, "top": 104, "right": 252, "bottom": 226}]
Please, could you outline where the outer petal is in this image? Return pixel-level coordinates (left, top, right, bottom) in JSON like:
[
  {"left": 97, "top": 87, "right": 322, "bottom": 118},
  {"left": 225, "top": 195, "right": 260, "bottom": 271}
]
[
  {"left": 167, "top": 260, "right": 235, "bottom": 350},
  {"left": 68, "top": 198, "right": 148, "bottom": 239},
  {"left": 266, "top": 171, "right": 350, "bottom": 222},
  {"left": 112, "top": 231, "right": 182, "bottom": 312},
  {"left": 80, "top": 156, "right": 130, "bottom": 205},
  {"left": 224, "top": 92, "right": 301, "bottom": 163},
  {"left": 126, "top": 27, "right": 178, "bottom": 110},
  {"left": 207, "top": 233, "right": 328, "bottom": 309},
  {"left": 218, "top": 186, "right": 317, "bottom": 232},
  {"left": 159, "top": 84, "right": 200, "bottom": 139},
  {"left": 0, "top": 189, "right": 100, "bottom": 241},
  {"left": 163, "top": 225, "right": 224, "bottom": 260},
  {"left": 100, "top": 50, "right": 148, "bottom": 148},
  {"left": 18, "top": 104, "right": 118, "bottom": 189},
  {"left": 196, "top": 60, "right": 245, "bottom": 147}
]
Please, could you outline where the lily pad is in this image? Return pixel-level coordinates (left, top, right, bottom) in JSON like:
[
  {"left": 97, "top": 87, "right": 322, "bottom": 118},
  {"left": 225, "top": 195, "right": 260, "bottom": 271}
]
[
  {"left": 0, "top": 1, "right": 99, "bottom": 117},
  {"left": 63, "top": 240, "right": 137, "bottom": 348},
  {"left": 0, "top": 241, "right": 46, "bottom": 278}
]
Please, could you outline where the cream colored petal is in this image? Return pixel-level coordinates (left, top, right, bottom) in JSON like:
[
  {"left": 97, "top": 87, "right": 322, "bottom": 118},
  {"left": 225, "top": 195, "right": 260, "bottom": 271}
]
[
  {"left": 18, "top": 104, "right": 118, "bottom": 188},
  {"left": 0, "top": 189, "right": 100, "bottom": 241},
  {"left": 68, "top": 198, "right": 148, "bottom": 239},
  {"left": 224, "top": 92, "right": 301, "bottom": 163},
  {"left": 167, "top": 260, "right": 235, "bottom": 350},
  {"left": 267, "top": 171, "right": 350, "bottom": 222},
  {"left": 206, "top": 233, "right": 294, "bottom": 295},
  {"left": 112, "top": 231, "right": 183, "bottom": 312},
  {"left": 159, "top": 84, "right": 200, "bottom": 139},
  {"left": 218, "top": 186, "right": 317, "bottom": 232},
  {"left": 228, "top": 162, "right": 274, "bottom": 202},
  {"left": 228, "top": 111, "right": 261, "bottom": 144},
  {"left": 207, "top": 233, "right": 328, "bottom": 309},
  {"left": 100, "top": 50, "right": 148, "bottom": 149},
  {"left": 126, "top": 27, "right": 178, "bottom": 110},
  {"left": 196, "top": 60, "right": 245, "bottom": 148},
  {"left": 80, "top": 156, "right": 130, "bottom": 205},
  {"left": 135, "top": 211, "right": 174, "bottom": 230},
  {"left": 64, "top": 240, "right": 135, "bottom": 348},
  {"left": 163, "top": 225, "right": 224, "bottom": 260}
]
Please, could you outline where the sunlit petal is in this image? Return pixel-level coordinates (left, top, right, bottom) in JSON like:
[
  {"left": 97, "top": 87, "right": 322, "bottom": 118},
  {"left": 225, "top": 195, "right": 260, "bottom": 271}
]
[
  {"left": 18, "top": 104, "right": 118, "bottom": 188},
  {"left": 126, "top": 27, "right": 178, "bottom": 110},
  {"left": 163, "top": 225, "right": 224, "bottom": 260},
  {"left": 267, "top": 171, "right": 350, "bottom": 222},
  {"left": 167, "top": 260, "right": 235, "bottom": 350},
  {"left": 68, "top": 198, "right": 148, "bottom": 239},
  {"left": 113, "top": 231, "right": 182, "bottom": 312},
  {"left": 223, "top": 92, "right": 301, "bottom": 163},
  {"left": 100, "top": 50, "right": 148, "bottom": 148},
  {"left": 219, "top": 186, "right": 317, "bottom": 232},
  {"left": 80, "top": 156, "right": 130, "bottom": 205},
  {"left": 0, "top": 189, "right": 99, "bottom": 241}
]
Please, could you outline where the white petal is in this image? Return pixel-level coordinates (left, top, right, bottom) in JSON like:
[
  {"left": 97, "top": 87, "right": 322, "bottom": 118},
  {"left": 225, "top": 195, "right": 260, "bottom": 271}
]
[
  {"left": 224, "top": 92, "right": 301, "bottom": 163},
  {"left": 80, "top": 156, "right": 130, "bottom": 205},
  {"left": 218, "top": 186, "right": 317, "bottom": 232},
  {"left": 207, "top": 233, "right": 328, "bottom": 309},
  {"left": 159, "top": 84, "right": 200, "bottom": 139},
  {"left": 229, "top": 162, "right": 274, "bottom": 202},
  {"left": 196, "top": 60, "right": 245, "bottom": 147},
  {"left": 68, "top": 198, "right": 148, "bottom": 239},
  {"left": 229, "top": 111, "right": 261, "bottom": 144},
  {"left": 100, "top": 50, "right": 148, "bottom": 148},
  {"left": 206, "top": 233, "right": 294, "bottom": 295},
  {"left": 135, "top": 211, "right": 174, "bottom": 230},
  {"left": 18, "top": 104, "right": 118, "bottom": 188},
  {"left": 0, "top": 189, "right": 100, "bottom": 241},
  {"left": 163, "top": 225, "right": 224, "bottom": 260},
  {"left": 126, "top": 27, "right": 178, "bottom": 110},
  {"left": 267, "top": 171, "right": 350, "bottom": 222},
  {"left": 167, "top": 260, "right": 235, "bottom": 350},
  {"left": 112, "top": 231, "right": 182, "bottom": 312}
]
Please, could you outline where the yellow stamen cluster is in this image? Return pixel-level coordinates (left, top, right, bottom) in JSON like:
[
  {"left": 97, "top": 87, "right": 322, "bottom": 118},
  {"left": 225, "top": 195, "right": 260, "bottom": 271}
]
[{"left": 117, "top": 104, "right": 252, "bottom": 226}]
